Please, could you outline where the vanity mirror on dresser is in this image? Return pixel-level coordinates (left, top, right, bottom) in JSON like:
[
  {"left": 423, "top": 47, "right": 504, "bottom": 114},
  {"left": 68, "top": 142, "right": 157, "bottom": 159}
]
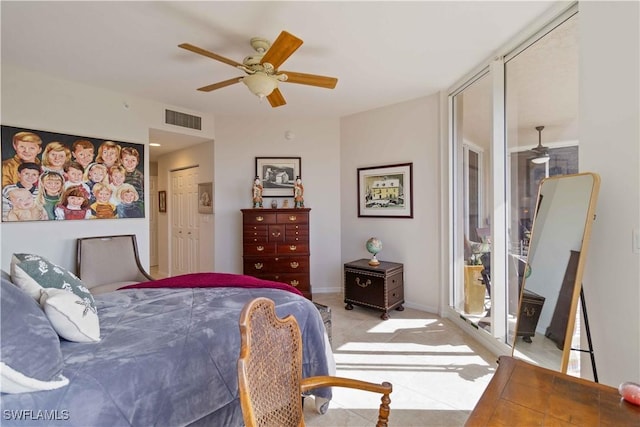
[
  {"left": 241, "top": 208, "right": 312, "bottom": 299},
  {"left": 510, "top": 172, "right": 600, "bottom": 375}
]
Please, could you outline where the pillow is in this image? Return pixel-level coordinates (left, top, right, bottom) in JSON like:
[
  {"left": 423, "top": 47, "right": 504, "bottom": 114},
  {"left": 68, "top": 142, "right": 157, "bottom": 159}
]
[
  {"left": 0, "top": 278, "right": 69, "bottom": 394},
  {"left": 39, "top": 288, "right": 100, "bottom": 343},
  {"left": 11, "top": 253, "right": 96, "bottom": 312}
]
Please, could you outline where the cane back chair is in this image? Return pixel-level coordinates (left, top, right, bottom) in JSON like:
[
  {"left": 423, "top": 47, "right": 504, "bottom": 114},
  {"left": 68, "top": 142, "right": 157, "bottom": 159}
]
[{"left": 237, "top": 297, "right": 392, "bottom": 427}]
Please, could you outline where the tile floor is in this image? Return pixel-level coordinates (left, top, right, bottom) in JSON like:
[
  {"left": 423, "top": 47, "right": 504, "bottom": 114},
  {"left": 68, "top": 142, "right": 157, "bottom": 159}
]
[{"left": 304, "top": 293, "right": 498, "bottom": 427}]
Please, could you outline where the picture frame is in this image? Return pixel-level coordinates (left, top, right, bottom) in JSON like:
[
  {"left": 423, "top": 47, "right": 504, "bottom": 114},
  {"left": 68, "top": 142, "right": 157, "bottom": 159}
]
[
  {"left": 1, "top": 124, "right": 146, "bottom": 222},
  {"left": 197, "top": 182, "right": 213, "bottom": 214},
  {"left": 255, "top": 156, "right": 301, "bottom": 197},
  {"left": 158, "top": 191, "right": 167, "bottom": 213},
  {"left": 357, "top": 162, "right": 413, "bottom": 218}
]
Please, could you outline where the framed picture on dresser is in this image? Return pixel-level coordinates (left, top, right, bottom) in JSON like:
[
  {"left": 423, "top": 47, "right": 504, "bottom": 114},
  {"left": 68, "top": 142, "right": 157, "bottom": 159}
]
[{"left": 255, "top": 156, "right": 301, "bottom": 197}]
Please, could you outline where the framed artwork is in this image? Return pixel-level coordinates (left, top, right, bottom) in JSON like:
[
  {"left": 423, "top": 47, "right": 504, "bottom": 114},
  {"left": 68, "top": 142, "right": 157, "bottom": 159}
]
[
  {"left": 255, "top": 156, "right": 301, "bottom": 197},
  {"left": 357, "top": 162, "right": 413, "bottom": 218},
  {"left": 1, "top": 124, "right": 145, "bottom": 222},
  {"left": 158, "top": 191, "right": 167, "bottom": 213},
  {"left": 198, "top": 182, "right": 213, "bottom": 214}
]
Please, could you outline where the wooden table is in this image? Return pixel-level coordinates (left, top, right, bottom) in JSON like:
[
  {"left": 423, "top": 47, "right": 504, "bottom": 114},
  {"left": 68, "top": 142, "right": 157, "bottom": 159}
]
[{"left": 466, "top": 356, "right": 640, "bottom": 426}]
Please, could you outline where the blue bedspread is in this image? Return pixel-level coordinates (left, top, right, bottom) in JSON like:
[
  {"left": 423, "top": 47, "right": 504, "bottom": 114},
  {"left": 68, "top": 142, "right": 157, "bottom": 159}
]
[{"left": 1, "top": 287, "right": 331, "bottom": 426}]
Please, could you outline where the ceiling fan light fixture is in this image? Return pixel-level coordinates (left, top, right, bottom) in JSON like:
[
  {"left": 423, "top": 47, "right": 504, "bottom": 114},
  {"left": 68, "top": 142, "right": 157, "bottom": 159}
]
[
  {"left": 531, "top": 153, "right": 550, "bottom": 164},
  {"left": 242, "top": 72, "right": 277, "bottom": 99},
  {"left": 531, "top": 125, "right": 551, "bottom": 164}
]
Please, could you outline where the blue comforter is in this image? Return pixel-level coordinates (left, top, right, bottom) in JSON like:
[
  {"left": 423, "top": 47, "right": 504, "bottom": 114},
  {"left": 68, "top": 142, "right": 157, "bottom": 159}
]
[{"left": 1, "top": 287, "right": 331, "bottom": 426}]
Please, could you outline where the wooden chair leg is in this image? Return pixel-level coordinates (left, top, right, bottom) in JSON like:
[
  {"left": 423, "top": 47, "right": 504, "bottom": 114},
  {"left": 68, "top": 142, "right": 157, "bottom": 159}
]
[{"left": 375, "top": 390, "right": 392, "bottom": 427}]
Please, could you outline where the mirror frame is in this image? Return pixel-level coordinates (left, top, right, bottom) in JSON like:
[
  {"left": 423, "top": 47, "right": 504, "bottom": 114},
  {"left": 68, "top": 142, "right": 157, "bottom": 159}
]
[{"left": 512, "top": 172, "right": 600, "bottom": 373}]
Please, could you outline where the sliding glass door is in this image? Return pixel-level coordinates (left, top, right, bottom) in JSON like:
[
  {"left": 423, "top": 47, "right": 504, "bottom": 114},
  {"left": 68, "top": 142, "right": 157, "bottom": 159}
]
[
  {"left": 451, "top": 72, "right": 492, "bottom": 322},
  {"left": 449, "top": 8, "right": 579, "bottom": 350}
]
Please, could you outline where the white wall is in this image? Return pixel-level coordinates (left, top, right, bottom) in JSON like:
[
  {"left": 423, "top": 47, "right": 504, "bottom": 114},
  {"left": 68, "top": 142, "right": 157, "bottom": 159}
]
[
  {"left": 341, "top": 96, "right": 441, "bottom": 312},
  {"left": 213, "top": 115, "right": 342, "bottom": 293},
  {"left": 0, "top": 65, "right": 214, "bottom": 273},
  {"left": 579, "top": 1, "right": 640, "bottom": 386}
]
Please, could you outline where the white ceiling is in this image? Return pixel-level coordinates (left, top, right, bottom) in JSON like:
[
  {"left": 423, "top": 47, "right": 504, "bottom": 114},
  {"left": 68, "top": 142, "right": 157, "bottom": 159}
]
[{"left": 1, "top": 1, "right": 561, "bottom": 160}]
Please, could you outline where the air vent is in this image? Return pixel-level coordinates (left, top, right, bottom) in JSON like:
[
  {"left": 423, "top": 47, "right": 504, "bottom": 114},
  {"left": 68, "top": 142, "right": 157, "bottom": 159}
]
[{"left": 165, "top": 109, "right": 202, "bottom": 130}]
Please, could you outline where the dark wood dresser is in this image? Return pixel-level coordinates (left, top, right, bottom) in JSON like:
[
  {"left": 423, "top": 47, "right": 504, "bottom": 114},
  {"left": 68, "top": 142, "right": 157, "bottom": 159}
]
[
  {"left": 343, "top": 259, "right": 404, "bottom": 320},
  {"left": 241, "top": 208, "right": 312, "bottom": 299}
]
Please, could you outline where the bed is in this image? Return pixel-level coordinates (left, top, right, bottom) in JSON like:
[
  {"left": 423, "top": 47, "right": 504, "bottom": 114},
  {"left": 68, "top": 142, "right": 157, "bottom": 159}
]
[{"left": 0, "top": 269, "right": 333, "bottom": 427}]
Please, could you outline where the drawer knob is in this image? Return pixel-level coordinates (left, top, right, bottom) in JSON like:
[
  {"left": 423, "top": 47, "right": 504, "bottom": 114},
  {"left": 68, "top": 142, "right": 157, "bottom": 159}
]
[
  {"left": 272, "top": 232, "right": 281, "bottom": 237},
  {"left": 256, "top": 216, "right": 264, "bottom": 222},
  {"left": 355, "top": 277, "right": 372, "bottom": 288},
  {"left": 256, "top": 245, "right": 264, "bottom": 252},
  {"left": 290, "top": 280, "right": 299, "bottom": 287},
  {"left": 290, "top": 261, "right": 299, "bottom": 269},
  {"left": 289, "top": 245, "right": 297, "bottom": 251},
  {"left": 254, "top": 263, "right": 263, "bottom": 270},
  {"left": 288, "top": 215, "right": 297, "bottom": 221}
]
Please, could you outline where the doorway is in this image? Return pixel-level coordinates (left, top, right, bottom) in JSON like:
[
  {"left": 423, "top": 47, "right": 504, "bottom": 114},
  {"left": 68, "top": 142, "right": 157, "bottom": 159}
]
[{"left": 170, "top": 166, "right": 200, "bottom": 275}]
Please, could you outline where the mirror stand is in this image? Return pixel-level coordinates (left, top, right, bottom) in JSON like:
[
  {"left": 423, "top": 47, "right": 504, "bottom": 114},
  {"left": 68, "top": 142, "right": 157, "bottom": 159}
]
[{"left": 573, "top": 288, "right": 598, "bottom": 382}]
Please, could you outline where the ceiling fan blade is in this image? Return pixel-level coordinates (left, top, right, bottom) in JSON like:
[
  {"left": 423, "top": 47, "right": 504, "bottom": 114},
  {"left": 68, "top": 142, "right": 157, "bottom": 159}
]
[
  {"left": 280, "top": 71, "right": 338, "bottom": 89},
  {"left": 260, "top": 31, "right": 303, "bottom": 69},
  {"left": 197, "top": 77, "right": 242, "bottom": 92},
  {"left": 267, "top": 88, "right": 286, "bottom": 108},
  {"left": 179, "top": 43, "right": 244, "bottom": 68}
]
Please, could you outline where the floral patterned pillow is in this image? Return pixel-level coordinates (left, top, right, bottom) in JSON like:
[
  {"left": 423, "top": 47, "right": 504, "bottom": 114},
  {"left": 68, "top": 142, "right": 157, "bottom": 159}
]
[
  {"left": 10, "top": 254, "right": 99, "bottom": 342},
  {"left": 10, "top": 253, "right": 96, "bottom": 311}
]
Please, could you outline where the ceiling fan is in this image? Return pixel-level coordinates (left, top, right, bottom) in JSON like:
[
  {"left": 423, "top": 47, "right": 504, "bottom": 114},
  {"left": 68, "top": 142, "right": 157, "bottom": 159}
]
[
  {"left": 530, "top": 125, "right": 550, "bottom": 164},
  {"left": 179, "top": 31, "right": 338, "bottom": 108}
]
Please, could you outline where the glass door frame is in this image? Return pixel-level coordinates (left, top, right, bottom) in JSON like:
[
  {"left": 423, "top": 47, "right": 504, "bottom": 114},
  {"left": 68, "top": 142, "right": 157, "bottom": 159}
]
[{"left": 445, "top": 2, "right": 579, "bottom": 355}]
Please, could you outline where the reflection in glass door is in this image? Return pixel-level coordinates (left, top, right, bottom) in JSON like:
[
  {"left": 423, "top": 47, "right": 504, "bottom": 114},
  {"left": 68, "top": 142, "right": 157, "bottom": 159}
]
[
  {"left": 504, "top": 13, "right": 579, "bottom": 372},
  {"left": 451, "top": 72, "right": 492, "bottom": 328}
]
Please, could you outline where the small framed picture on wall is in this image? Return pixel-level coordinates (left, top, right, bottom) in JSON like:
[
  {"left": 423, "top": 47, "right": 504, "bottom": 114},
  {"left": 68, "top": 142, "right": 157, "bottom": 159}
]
[{"left": 159, "top": 191, "right": 167, "bottom": 213}]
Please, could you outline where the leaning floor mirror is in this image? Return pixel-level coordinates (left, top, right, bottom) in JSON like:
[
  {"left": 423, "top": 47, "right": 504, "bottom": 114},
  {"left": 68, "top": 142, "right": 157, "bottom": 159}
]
[{"left": 509, "top": 172, "right": 600, "bottom": 374}]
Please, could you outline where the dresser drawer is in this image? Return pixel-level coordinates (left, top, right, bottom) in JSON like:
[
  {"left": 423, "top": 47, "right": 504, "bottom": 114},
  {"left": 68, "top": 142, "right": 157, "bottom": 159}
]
[
  {"left": 285, "top": 225, "right": 309, "bottom": 241},
  {"left": 388, "top": 281, "right": 404, "bottom": 308},
  {"left": 272, "top": 256, "right": 309, "bottom": 273},
  {"left": 243, "top": 212, "right": 277, "bottom": 225},
  {"left": 267, "top": 225, "right": 285, "bottom": 242},
  {"left": 276, "top": 242, "right": 309, "bottom": 255},
  {"left": 243, "top": 243, "right": 276, "bottom": 256},
  {"left": 243, "top": 256, "right": 308, "bottom": 274},
  {"left": 243, "top": 226, "right": 268, "bottom": 243},
  {"left": 253, "top": 272, "right": 310, "bottom": 293},
  {"left": 276, "top": 212, "right": 308, "bottom": 224}
]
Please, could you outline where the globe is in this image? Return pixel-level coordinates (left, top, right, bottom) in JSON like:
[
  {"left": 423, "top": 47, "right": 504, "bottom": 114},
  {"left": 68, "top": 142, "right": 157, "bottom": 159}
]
[{"left": 366, "top": 237, "right": 382, "bottom": 266}]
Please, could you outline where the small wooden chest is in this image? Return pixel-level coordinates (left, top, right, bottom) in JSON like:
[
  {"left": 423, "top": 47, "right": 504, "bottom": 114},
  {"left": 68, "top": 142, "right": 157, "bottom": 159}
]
[
  {"left": 517, "top": 289, "right": 546, "bottom": 343},
  {"left": 343, "top": 259, "right": 404, "bottom": 320}
]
